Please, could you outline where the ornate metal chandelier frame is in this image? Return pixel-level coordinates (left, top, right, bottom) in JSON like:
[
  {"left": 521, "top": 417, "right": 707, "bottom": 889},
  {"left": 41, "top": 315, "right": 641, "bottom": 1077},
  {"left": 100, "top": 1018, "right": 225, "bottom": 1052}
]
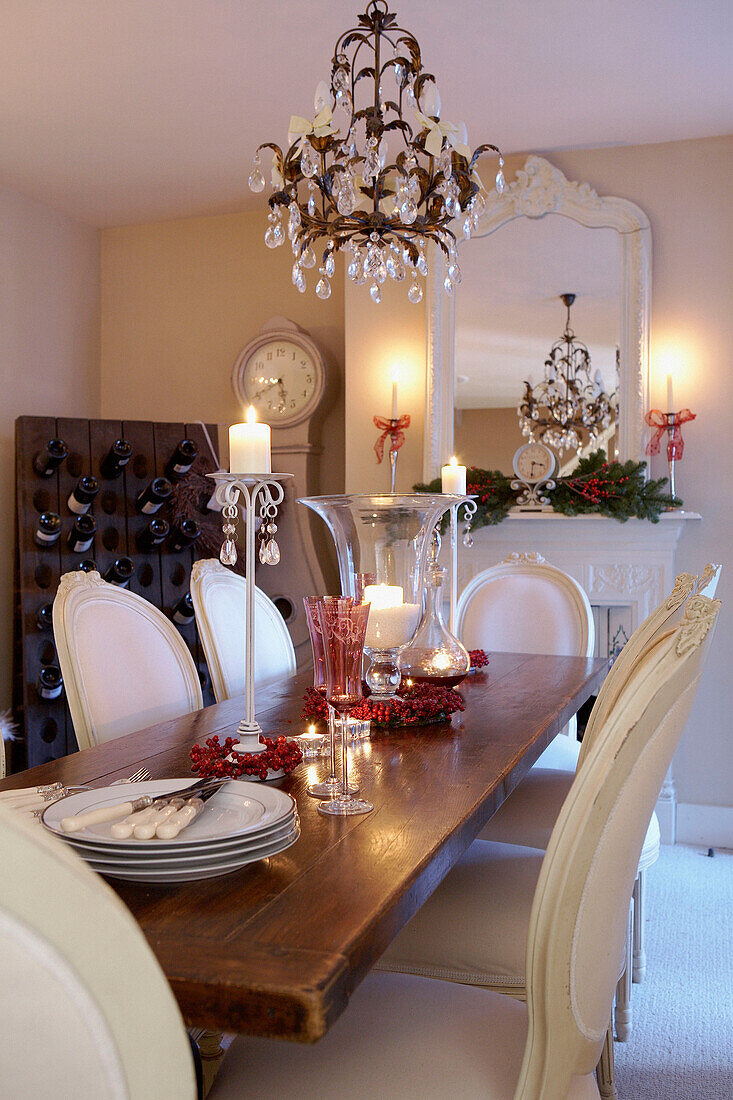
[
  {"left": 517, "top": 293, "right": 618, "bottom": 455},
  {"left": 248, "top": 0, "right": 504, "bottom": 303}
]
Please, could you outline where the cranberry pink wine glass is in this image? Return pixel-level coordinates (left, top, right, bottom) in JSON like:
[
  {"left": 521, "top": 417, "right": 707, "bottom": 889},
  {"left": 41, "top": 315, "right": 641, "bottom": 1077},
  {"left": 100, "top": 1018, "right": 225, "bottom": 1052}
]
[
  {"left": 316, "top": 599, "right": 373, "bottom": 817},
  {"left": 304, "top": 596, "right": 359, "bottom": 799}
]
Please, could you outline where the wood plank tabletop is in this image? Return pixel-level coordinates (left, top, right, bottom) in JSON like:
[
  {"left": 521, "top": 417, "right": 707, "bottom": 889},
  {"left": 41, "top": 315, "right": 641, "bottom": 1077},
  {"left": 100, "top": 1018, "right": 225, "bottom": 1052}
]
[{"left": 1, "top": 652, "right": 607, "bottom": 1042}]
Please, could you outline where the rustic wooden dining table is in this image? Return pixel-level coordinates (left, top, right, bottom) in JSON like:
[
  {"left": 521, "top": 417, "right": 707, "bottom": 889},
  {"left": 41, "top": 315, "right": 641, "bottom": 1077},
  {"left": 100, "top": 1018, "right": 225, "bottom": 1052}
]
[{"left": 1, "top": 652, "right": 607, "bottom": 1044}]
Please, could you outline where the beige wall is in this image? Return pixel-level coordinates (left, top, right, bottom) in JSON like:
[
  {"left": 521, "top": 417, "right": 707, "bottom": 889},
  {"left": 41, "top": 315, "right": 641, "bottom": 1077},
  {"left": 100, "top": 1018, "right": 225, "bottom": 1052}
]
[
  {"left": 454, "top": 407, "right": 524, "bottom": 474},
  {"left": 0, "top": 184, "right": 100, "bottom": 715},
  {"left": 100, "top": 211, "right": 345, "bottom": 495}
]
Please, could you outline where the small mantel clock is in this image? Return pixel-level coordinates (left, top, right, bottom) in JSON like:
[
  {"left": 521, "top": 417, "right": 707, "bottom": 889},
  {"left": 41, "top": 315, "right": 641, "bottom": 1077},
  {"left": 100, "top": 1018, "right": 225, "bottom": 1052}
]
[
  {"left": 511, "top": 441, "right": 557, "bottom": 509},
  {"left": 231, "top": 318, "right": 335, "bottom": 656}
]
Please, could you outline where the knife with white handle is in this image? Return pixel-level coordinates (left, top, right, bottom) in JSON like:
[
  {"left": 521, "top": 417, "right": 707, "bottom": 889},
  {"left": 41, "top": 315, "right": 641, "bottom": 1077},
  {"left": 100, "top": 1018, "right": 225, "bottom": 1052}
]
[
  {"left": 59, "top": 777, "right": 228, "bottom": 834},
  {"left": 156, "top": 797, "right": 205, "bottom": 839}
]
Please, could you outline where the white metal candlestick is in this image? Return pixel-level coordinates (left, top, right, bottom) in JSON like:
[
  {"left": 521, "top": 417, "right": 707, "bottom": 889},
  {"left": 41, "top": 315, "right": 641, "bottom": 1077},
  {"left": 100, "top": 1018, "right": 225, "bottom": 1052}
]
[
  {"left": 448, "top": 498, "right": 478, "bottom": 634},
  {"left": 208, "top": 471, "right": 293, "bottom": 755}
]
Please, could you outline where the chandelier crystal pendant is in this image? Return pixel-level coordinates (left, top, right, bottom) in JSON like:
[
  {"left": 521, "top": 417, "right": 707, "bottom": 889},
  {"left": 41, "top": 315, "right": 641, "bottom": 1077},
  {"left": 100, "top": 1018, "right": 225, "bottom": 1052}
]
[
  {"left": 248, "top": 0, "right": 504, "bottom": 303},
  {"left": 517, "top": 293, "right": 618, "bottom": 456}
]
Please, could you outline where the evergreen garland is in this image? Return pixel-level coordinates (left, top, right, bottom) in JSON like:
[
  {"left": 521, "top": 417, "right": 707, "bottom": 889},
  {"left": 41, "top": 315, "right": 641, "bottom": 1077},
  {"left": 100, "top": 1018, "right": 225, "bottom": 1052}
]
[{"left": 415, "top": 450, "right": 676, "bottom": 527}]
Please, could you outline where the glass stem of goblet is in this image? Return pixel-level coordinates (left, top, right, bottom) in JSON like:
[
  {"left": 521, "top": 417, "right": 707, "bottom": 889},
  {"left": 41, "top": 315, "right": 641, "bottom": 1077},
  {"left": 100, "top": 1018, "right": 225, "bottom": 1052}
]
[
  {"left": 340, "top": 708, "right": 350, "bottom": 801},
  {"left": 327, "top": 703, "right": 338, "bottom": 785}
]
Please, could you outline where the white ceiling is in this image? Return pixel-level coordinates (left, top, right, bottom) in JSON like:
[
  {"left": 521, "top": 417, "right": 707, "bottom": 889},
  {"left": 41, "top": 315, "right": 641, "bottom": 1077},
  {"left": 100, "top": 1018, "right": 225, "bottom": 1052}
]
[
  {"left": 0, "top": 0, "right": 730, "bottom": 227},
  {"left": 455, "top": 217, "right": 620, "bottom": 407}
]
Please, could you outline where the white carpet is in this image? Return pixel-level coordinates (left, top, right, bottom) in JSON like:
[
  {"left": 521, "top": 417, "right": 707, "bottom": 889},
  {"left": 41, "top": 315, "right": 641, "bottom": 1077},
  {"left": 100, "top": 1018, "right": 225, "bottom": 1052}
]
[{"left": 614, "top": 844, "right": 733, "bottom": 1099}]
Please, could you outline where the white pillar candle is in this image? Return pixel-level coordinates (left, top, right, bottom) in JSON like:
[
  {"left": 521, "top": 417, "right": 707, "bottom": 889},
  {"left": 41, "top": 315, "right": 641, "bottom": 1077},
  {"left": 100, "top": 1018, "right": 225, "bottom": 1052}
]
[
  {"left": 229, "top": 406, "right": 271, "bottom": 473},
  {"left": 391, "top": 366, "right": 399, "bottom": 419},
  {"left": 666, "top": 374, "right": 674, "bottom": 413},
  {"left": 441, "top": 456, "right": 467, "bottom": 494},
  {"left": 363, "top": 584, "right": 420, "bottom": 649}
]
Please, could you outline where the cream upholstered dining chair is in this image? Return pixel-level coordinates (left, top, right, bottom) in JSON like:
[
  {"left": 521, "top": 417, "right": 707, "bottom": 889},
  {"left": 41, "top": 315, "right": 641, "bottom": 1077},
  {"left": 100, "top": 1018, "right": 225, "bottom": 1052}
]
[
  {"left": 190, "top": 559, "right": 296, "bottom": 702},
  {"left": 209, "top": 595, "right": 721, "bottom": 1099},
  {"left": 0, "top": 805, "right": 198, "bottom": 1098},
  {"left": 457, "top": 552, "right": 594, "bottom": 762},
  {"left": 0, "top": 596, "right": 718, "bottom": 1100},
  {"left": 478, "top": 562, "right": 721, "bottom": 1031},
  {"left": 53, "top": 570, "right": 203, "bottom": 751},
  {"left": 376, "top": 592, "right": 720, "bottom": 1098}
]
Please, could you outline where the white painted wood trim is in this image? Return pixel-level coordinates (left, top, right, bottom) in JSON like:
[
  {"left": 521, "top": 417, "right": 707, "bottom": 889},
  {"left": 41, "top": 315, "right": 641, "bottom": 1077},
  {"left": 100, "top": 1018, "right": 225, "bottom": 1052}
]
[
  {"left": 423, "top": 154, "right": 652, "bottom": 479},
  {"left": 676, "top": 803, "right": 733, "bottom": 849}
]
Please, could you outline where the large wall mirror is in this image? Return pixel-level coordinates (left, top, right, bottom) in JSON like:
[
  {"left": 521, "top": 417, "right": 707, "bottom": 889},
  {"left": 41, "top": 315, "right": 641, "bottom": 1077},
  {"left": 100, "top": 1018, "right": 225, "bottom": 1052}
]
[{"left": 423, "top": 156, "right": 651, "bottom": 479}]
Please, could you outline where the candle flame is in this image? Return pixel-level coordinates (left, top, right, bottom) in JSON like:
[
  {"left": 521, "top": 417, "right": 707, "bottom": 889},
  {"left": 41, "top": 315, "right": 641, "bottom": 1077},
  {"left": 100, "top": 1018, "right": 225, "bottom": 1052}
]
[
  {"left": 308, "top": 724, "right": 315, "bottom": 736},
  {"left": 450, "top": 455, "right": 458, "bottom": 466},
  {"left": 246, "top": 405, "right": 257, "bottom": 425},
  {"left": 391, "top": 364, "right": 400, "bottom": 384}
]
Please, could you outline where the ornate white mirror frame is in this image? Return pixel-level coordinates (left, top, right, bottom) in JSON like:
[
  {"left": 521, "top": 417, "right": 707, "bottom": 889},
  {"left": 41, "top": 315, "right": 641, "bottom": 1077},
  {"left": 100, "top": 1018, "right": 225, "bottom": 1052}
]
[{"left": 423, "top": 155, "right": 652, "bottom": 479}]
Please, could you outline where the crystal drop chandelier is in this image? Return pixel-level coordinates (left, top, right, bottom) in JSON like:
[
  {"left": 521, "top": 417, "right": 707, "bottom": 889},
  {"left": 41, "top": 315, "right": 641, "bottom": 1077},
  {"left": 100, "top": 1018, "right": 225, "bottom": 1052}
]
[
  {"left": 248, "top": 0, "right": 504, "bottom": 303},
  {"left": 517, "top": 294, "right": 618, "bottom": 455}
]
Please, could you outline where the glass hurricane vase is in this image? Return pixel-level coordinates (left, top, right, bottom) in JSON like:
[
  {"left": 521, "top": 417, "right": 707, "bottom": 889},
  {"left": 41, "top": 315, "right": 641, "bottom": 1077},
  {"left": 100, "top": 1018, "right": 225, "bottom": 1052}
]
[{"left": 298, "top": 494, "right": 460, "bottom": 701}]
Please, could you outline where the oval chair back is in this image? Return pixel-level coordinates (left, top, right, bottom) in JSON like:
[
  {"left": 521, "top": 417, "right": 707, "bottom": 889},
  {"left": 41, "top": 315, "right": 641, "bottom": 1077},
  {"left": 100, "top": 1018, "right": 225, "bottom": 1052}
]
[
  {"left": 457, "top": 553, "right": 594, "bottom": 660},
  {"left": 53, "top": 571, "right": 202, "bottom": 751},
  {"left": 190, "top": 559, "right": 296, "bottom": 702},
  {"left": 0, "top": 805, "right": 196, "bottom": 1098},
  {"left": 579, "top": 563, "right": 722, "bottom": 766},
  {"left": 517, "top": 594, "right": 720, "bottom": 1097}
]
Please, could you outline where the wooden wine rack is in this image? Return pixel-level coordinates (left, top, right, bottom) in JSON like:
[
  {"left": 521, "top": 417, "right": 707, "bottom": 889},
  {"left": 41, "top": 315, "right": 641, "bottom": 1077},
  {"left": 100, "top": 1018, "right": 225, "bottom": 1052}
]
[{"left": 13, "top": 416, "right": 224, "bottom": 772}]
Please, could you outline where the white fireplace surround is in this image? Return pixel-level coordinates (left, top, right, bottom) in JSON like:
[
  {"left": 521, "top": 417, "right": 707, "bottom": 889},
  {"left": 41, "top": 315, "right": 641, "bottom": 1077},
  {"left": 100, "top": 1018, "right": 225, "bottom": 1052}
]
[{"left": 454, "top": 509, "right": 701, "bottom": 843}]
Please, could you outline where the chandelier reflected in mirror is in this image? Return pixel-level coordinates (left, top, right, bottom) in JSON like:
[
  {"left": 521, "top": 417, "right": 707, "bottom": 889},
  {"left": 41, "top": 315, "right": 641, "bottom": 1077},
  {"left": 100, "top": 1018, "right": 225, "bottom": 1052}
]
[
  {"left": 248, "top": 0, "right": 504, "bottom": 304},
  {"left": 517, "top": 293, "right": 618, "bottom": 456}
]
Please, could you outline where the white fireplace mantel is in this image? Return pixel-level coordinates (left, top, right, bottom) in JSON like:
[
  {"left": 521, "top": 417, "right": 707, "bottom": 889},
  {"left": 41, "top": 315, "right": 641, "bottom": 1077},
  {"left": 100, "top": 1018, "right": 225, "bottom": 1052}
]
[{"left": 455, "top": 508, "right": 702, "bottom": 842}]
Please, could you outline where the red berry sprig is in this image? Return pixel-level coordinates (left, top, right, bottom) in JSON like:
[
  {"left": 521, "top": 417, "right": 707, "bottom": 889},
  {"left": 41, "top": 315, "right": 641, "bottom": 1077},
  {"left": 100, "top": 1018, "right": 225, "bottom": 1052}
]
[
  {"left": 469, "top": 648, "right": 489, "bottom": 669},
  {"left": 190, "top": 734, "right": 303, "bottom": 782}
]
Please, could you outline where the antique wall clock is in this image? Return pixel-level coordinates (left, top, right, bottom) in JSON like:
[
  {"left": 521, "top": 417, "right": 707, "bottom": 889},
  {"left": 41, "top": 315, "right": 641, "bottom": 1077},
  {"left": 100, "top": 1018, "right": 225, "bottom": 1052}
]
[{"left": 231, "top": 318, "right": 335, "bottom": 660}]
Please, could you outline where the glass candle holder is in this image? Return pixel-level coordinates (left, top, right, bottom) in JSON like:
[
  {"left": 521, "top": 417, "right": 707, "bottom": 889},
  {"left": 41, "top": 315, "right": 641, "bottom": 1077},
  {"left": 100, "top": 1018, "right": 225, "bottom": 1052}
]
[
  {"left": 297, "top": 726, "right": 326, "bottom": 759},
  {"left": 298, "top": 494, "right": 461, "bottom": 701},
  {"left": 400, "top": 531, "right": 470, "bottom": 688}
]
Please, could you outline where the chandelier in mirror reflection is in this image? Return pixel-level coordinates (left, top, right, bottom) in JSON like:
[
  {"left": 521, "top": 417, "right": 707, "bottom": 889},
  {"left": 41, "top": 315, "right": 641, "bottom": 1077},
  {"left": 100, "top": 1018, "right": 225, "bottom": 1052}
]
[
  {"left": 517, "top": 293, "right": 618, "bottom": 456},
  {"left": 248, "top": 0, "right": 504, "bottom": 303}
]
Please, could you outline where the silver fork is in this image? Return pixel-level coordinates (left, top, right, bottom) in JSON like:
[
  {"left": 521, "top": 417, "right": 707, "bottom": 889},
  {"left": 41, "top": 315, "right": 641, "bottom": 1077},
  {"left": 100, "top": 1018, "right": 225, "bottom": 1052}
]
[{"left": 36, "top": 767, "right": 152, "bottom": 803}]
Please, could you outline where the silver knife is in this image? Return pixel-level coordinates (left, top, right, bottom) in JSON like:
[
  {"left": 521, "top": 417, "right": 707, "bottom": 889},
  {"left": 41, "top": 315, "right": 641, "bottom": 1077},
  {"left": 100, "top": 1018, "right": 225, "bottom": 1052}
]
[{"left": 59, "top": 777, "right": 230, "bottom": 834}]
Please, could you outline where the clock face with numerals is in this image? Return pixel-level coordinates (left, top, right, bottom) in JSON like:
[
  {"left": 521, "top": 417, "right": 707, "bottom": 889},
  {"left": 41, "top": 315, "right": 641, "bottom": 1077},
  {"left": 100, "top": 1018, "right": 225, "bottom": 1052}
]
[
  {"left": 232, "top": 328, "right": 326, "bottom": 427},
  {"left": 513, "top": 441, "right": 556, "bottom": 483}
]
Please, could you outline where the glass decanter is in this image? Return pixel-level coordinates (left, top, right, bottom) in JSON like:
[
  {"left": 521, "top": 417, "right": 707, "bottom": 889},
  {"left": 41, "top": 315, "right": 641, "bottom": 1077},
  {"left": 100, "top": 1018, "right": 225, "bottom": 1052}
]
[{"left": 400, "top": 532, "right": 470, "bottom": 689}]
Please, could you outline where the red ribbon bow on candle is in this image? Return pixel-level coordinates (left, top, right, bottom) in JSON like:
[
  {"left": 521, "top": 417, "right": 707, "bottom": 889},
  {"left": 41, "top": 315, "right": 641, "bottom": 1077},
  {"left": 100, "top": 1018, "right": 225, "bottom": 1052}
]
[
  {"left": 373, "top": 414, "right": 411, "bottom": 463},
  {"left": 645, "top": 408, "right": 696, "bottom": 461}
]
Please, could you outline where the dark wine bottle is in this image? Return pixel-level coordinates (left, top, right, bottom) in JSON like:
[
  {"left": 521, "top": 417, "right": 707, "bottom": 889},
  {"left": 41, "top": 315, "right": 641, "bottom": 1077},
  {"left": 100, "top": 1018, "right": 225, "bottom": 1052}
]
[
  {"left": 100, "top": 439, "right": 132, "bottom": 479},
  {"left": 136, "top": 517, "right": 170, "bottom": 552},
  {"left": 36, "top": 603, "right": 54, "bottom": 631},
  {"left": 169, "top": 519, "right": 201, "bottom": 551},
  {"left": 33, "top": 438, "right": 68, "bottom": 478},
  {"left": 34, "top": 512, "right": 61, "bottom": 547},
  {"left": 104, "top": 557, "right": 135, "bottom": 587},
  {"left": 37, "top": 666, "right": 63, "bottom": 700},
  {"left": 172, "top": 593, "right": 195, "bottom": 625},
  {"left": 67, "top": 475, "right": 99, "bottom": 515},
  {"left": 165, "top": 439, "right": 198, "bottom": 480},
  {"left": 67, "top": 514, "right": 96, "bottom": 553},
  {"left": 77, "top": 559, "right": 97, "bottom": 573},
  {"left": 135, "top": 477, "right": 172, "bottom": 514}
]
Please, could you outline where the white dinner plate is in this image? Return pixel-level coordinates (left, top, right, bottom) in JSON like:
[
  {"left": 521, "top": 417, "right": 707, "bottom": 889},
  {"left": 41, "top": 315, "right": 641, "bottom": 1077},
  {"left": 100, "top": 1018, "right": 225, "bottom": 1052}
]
[
  {"left": 82, "top": 823, "right": 301, "bottom": 883},
  {"left": 65, "top": 814, "right": 299, "bottom": 865},
  {"left": 42, "top": 780, "right": 295, "bottom": 848}
]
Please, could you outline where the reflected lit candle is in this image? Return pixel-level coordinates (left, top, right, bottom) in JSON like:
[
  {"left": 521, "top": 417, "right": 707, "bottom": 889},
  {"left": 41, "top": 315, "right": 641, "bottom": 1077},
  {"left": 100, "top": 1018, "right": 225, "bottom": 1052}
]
[
  {"left": 229, "top": 406, "right": 271, "bottom": 473},
  {"left": 441, "top": 455, "right": 466, "bottom": 494},
  {"left": 666, "top": 374, "right": 674, "bottom": 413}
]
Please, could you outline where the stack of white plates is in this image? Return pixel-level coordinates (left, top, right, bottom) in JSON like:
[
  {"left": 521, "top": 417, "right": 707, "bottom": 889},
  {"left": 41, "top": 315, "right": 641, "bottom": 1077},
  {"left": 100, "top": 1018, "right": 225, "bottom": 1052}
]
[{"left": 42, "top": 779, "right": 299, "bottom": 884}]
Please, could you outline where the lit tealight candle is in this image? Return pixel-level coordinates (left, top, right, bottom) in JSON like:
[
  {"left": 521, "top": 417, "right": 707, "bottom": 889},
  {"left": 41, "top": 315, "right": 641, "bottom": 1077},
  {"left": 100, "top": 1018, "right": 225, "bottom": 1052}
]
[
  {"left": 229, "top": 406, "right": 271, "bottom": 473},
  {"left": 298, "top": 724, "right": 325, "bottom": 759},
  {"left": 441, "top": 455, "right": 467, "bottom": 495}
]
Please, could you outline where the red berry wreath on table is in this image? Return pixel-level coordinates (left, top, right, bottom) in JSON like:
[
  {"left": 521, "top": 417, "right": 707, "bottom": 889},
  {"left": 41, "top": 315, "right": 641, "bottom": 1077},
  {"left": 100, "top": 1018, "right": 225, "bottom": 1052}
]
[
  {"left": 302, "top": 681, "right": 465, "bottom": 729},
  {"left": 190, "top": 735, "right": 303, "bottom": 781}
]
